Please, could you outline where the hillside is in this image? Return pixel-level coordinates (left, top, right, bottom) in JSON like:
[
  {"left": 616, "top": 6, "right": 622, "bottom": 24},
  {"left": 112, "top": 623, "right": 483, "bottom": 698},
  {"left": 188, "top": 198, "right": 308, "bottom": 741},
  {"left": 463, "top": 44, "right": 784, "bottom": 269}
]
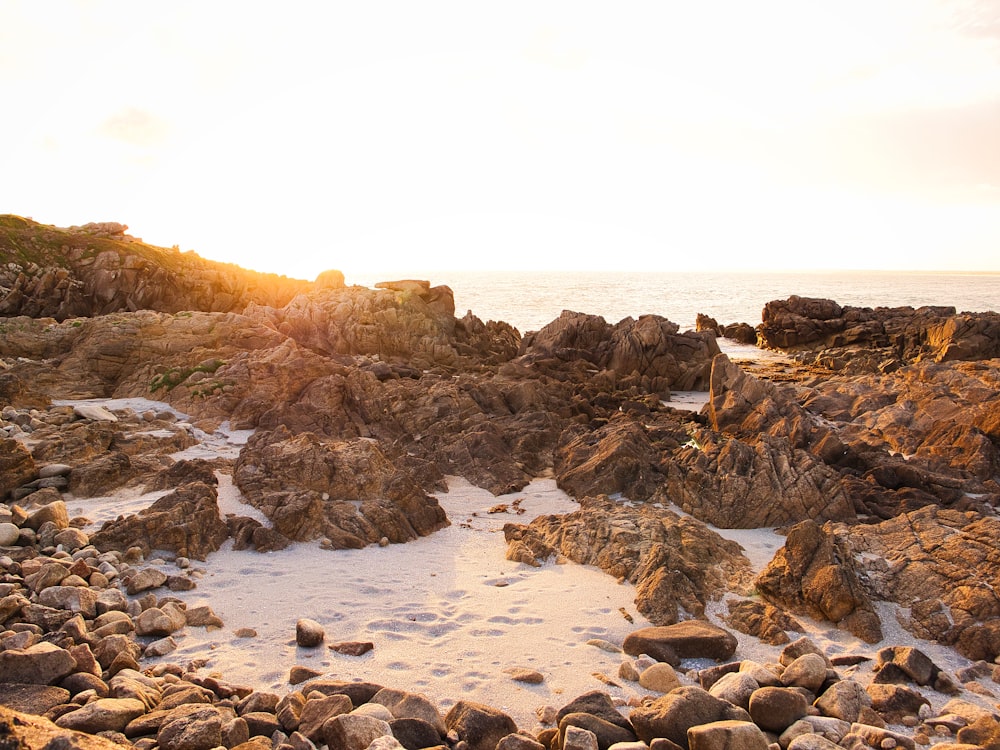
[{"left": 0, "top": 215, "right": 322, "bottom": 319}]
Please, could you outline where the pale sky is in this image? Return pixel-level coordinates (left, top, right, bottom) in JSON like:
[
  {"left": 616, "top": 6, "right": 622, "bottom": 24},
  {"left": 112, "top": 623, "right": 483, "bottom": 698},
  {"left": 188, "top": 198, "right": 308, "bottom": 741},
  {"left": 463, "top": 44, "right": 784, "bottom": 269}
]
[{"left": 2, "top": 1, "right": 999, "bottom": 278}]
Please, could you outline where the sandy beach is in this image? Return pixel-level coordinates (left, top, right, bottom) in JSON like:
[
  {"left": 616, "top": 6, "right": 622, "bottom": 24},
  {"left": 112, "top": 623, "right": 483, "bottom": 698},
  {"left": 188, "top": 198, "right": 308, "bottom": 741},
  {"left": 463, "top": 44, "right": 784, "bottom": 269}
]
[{"left": 58, "top": 397, "right": 998, "bottom": 733}]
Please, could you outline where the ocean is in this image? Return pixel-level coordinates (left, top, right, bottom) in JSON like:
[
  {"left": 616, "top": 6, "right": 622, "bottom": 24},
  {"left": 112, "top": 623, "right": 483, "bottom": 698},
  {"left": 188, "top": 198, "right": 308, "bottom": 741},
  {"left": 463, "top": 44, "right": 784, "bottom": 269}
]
[{"left": 348, "top": 270, "right": 1000, "bottom": 334}]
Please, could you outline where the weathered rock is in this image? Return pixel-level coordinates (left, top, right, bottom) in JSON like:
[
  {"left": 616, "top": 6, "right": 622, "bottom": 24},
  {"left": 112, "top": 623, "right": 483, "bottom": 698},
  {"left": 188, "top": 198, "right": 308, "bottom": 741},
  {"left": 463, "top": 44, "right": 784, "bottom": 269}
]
[
  {"left": 444, "top": 700, "right": 518, "bottom": 750},
  {"left": 0, "top": 642, "right": 76, "bottom": 685},
  {"left": 748, "top": 686, "right": 810, "bottom": 733},
  {"left": 55, "top": 697, "right": 146, "bottom": 733},
  {"left": 724, "top": 599, "right": 802, "bottom": 646},
  {"left": 37, "top": 586, "right": 98, "bottom": 618},
  {"left": 0, "top": 683, "right": 71, "bottom": 715},
  {"left": 687, "top": 720, "right": 769, "bottom": 750},
  {"left": 624, "top": 622, "right": 738, "bottom": 666},
  {"left": 756, "top": 519, "right": 882, "bottom": 642},
  {"left": 630, "top": 686, "right": 749, "bottom": 749},
  {"left": 813, "top": 679, "right": 871, "bottom": 723},
  {"left": 135, "top": 603, "right": 187, "bottom": 637},
  {"left": 780, "top": 653, "right": 829, "bottom": 694},
  {"left": 559, "top": 712, "right": 637, "bottom": 750},
  {"left": 370, "top": 688, "right": 445, "bottom": 735},
  {"left": 556, "top": 691, "right": 635, "bottom": 735},
  {"left": 233, "top": 427, "right": 448, "bottom": 548},
  {"left": 156, "top": 704, "right": 224, "bottom": 750},
  {"left": 322, "top": 713, "right": 393, "bottom": 750},
  {"left": 865, "top": 683, "right": 930, "bottom": 723},
  {"left": 639, "top": 663, "right": 682, "bottom": 694},
  {"left": 563, "top": 725, "right": 600, "bottom": 750},
  {"left": 125, "top": 567, "right": 168, "bottom": 594},
  {"left": 296, "top": 618, "right": 325, "bottom": 647},
  {"left": 297, "top": 693, "right": 353, "bottom": 742},
  {"left": 0, "top": 704, "right": 124, "bottom": 749},
  {"left": 91, "top": 481, "right": 229, "bottom": 560},
  {"left": 0, "top": 438, "right": 36, "bottom": 499},
  {"left": 506, "top": 500, "right": 750, "bottom": 626},
  {"left": 708, "top": 672, "right": 759, "bottom": 711}
]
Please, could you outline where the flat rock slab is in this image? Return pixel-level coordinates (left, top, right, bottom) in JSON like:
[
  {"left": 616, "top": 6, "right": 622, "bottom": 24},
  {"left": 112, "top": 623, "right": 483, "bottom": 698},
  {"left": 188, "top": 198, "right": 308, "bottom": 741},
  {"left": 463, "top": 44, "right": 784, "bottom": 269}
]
[{"left": 624, "top": 621, "right": 738, "bottom": 665}]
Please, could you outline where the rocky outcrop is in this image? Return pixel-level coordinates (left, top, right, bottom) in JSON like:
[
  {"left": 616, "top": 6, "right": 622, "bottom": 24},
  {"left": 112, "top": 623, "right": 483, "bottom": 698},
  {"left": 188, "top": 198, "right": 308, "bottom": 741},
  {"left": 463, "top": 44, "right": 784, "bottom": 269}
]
[
  {"left": 89, "top": 480, "right": 229, "bottom": 560},
  {"left": 233, "top": 426, "right": 448, "bottom": 548},
  {"left": 755, "top": 519, "right": 883, "bottom": 643},
  {"left": 503, "top": 496, "right": 752, "bottom": 625},
  {"left": 517, "top": 311, "right": 720, "bottom": 393},
  {"left": 657, "top": 356, "right": 856, "bottom": 528},
  {"left": 757, "top": 294, "right": 1000, "bottom": 369},
  {"left": 0, "top": 215, "right": 314, "bottom": 320},
  {"left": 842, "top": 506, "right": 1000, "bottom": 660}
]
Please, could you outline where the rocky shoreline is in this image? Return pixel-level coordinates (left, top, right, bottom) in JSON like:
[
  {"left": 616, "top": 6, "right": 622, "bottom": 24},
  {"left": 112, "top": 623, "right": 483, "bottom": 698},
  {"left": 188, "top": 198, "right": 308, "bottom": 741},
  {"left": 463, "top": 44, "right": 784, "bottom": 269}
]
[{"left": 1, "top": 216, "right": 999, "bottom": 749}]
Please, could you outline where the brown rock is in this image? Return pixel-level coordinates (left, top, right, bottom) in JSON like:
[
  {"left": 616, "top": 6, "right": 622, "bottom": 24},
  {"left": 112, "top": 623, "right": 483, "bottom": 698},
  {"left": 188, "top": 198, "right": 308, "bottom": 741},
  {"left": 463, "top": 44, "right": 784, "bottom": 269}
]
[
  {"left": 630, "top": 686, "right": 748, "bottom": 749},
  {"left": 756, "top": 519, "right": 882, "bottom": 642},
  {"left": 0, "top": 642, "right": 76, "bottom": 685},
  {"left": 156, "top": 705, "right": 224, "bottom": 750},
  {"left": 444, "top": 700, "right": 518, "bottom": 750},
  {"left": 322, "top": 713, "right": 393, "bottom": 750},
  {"left": 296, "top": 618, "right": 325, "bottom": 647},
  {"left": 0, "top": 438, "right": 36, "bottom": 499},
  {"left": 0, "top": 704, "right": 124, "bottom": 749},
  {"left": 624, "top": 621, "right": 738, "bottom": 665},
  {"left": 748, "top": 686, "right": 809, "bottom": 733},
  {"left": 91, "top": 481, "right": 228, "bottom": 560},
  {"left": 55, "top": 697, "right": 146, "bottom": 733},
  {"left": 687, "top": 720, "right": 769, "bottom": 750}
]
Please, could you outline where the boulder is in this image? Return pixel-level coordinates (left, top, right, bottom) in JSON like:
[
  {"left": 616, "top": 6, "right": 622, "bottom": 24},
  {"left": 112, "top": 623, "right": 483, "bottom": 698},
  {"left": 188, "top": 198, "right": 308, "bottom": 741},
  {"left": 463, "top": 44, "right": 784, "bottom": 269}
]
[
  {"left": 687, "top": 720, "right": 769, "bottom": 750},
  {"left": 623, "top": 622, "right": 738, "bottom": 666},
  {"left": 55, "top": 697, "right": 146, "bottom": 733},
  {"left": 630, "top": 686, "right": 749, "bottom": 749},
  {"left": 748, "top": 687, "right": 810, "bottom": 733},
  {"left": 0, "top": 642, "right": 76, "bottom": 685},
  {"left": 445, "top": 700, "right": 518, "bottom": 750},
  {"left": 90, "top": 480, "right": 229, "bottom": 560},
  {"left": 322, "top": 713, "right": 393, "bottom": 750}
]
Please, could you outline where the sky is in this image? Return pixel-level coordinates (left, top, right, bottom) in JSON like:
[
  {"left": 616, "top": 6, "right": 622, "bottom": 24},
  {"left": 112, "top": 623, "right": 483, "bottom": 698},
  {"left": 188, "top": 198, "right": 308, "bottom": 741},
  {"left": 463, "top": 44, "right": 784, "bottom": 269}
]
[{"left": 2, "top": 1, "right": 999, "bottom": 278}]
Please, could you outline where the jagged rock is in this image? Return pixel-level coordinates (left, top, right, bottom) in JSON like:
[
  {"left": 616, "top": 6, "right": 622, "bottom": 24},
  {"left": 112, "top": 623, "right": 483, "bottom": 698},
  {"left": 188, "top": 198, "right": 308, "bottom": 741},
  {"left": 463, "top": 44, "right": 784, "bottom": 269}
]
[
  {"left": 0, "top": 215, "right": 313, "bottom": 320},
  {"left": 90, "top": 480, "right": 229, "bottom": 560},
  {"left": 504, "top": 497, "right": 751, "bottom": 625},
  {"left": 517, "top": 310, "right": 720, "bottom": 392},
  {"left": 724, "top": 600, "right": 803, "bottom": 645},
  {"left": 755, "top": 519, "right": 883, "bottom": 643},
  {"left": 842, "top": 506, "right": 1000, "bottom": 659},
  {"left": 233, "top": 426, "right": 447, "bottom": 548},
  {"left": 67, "top": 450, "right": 133, "bottom": 497},
  {"left": 554, "top": 417, "right": 666, "bottom": 501}
]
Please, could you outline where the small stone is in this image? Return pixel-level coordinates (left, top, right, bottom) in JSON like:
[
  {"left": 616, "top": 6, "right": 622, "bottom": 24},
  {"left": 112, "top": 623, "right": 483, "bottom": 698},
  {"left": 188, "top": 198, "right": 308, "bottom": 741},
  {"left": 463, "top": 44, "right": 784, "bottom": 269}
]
[
  {"left": 0, "top": 523, "right": 20, "bottom": 546},
  {"left": 290, "top": 666, "right": 324, "bottom": 685},
  {"left": 234, "top": 628, "right": 258, "bottom": 638},
  {"left": 126, "top": 567, "right": 167, "bottom": 594},
  {"left": 330, "top": 641, "right": 374, "bottom": 656},
  {"left": 296, "top": 618, "right": 325, "bottom": 647},
  {"left": 505, "top": 667, "right": 544, "bottom": 684}
]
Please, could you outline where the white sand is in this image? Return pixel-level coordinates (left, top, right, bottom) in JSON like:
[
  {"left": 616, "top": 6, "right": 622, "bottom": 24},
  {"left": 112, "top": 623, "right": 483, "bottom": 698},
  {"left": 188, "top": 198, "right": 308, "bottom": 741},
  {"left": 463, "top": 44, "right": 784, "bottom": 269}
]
[{"left": 62, "top": 397, "right": 998, "bottom": 730}]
